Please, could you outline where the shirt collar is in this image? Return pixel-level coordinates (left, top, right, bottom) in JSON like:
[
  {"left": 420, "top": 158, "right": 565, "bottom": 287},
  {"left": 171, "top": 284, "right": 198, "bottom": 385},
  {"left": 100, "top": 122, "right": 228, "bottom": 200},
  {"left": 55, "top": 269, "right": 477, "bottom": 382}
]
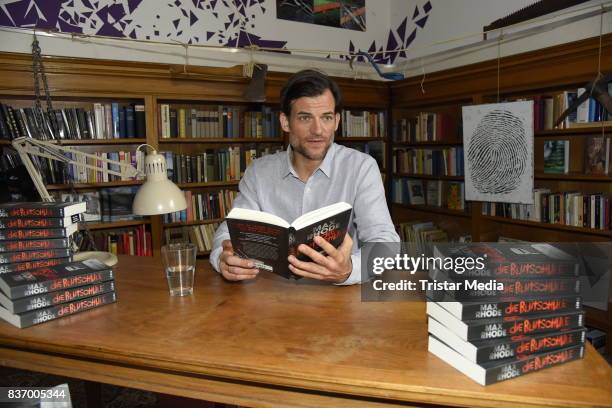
[{"left": 283, "top": 143, "right": 336, "bottom": 179}]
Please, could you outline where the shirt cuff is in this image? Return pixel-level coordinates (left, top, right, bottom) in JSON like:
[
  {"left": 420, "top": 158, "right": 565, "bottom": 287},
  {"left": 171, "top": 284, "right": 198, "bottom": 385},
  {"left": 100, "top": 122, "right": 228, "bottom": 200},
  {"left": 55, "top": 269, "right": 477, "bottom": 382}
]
[
  {"left": 334, "top": 250, "right": 362, "bottom": 286},
  {"left": 209, "top": 246, "right": 223, "bottom": 273}
]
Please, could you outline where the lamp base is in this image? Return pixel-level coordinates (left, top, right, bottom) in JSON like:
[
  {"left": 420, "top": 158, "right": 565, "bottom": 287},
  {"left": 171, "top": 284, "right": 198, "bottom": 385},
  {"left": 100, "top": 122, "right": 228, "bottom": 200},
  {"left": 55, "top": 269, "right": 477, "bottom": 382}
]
[{"left": 73, "top": 251, "right": 118, "bottom": 267}]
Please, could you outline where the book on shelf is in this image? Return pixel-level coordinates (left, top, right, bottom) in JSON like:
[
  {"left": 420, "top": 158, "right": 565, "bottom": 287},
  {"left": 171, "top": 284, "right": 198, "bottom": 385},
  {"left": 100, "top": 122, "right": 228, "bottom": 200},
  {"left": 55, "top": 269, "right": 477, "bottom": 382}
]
[
  {"left": 392, "top": 179, "right": 466, "bottom": 211},
  {"left": 530, "top": 89, "right": 607, "bottom": 130},
  {"left": 0, "top": 291, "right": 117, "bottom": 328},
  {"left": 0, "top": 259, "right": 113, "bottom": 300},
  {"left": 0, "top": 101, "right": 145, "bottom": 141},
  {"left": 392, "top": 112, "right": 455, "bottom": 142},
  {"left": 226, "top": 202, "right": 352, "bottom": 279},
  {"left": 164, "top": 223, "right": 219, "bottom": 253},
  {"left": 159, "top": 103, "right": 282, "bottom": 139},
  {"left": 0, "top": 201, "right": 86, "bottom": 218},
  {"left": 428, "top": 335, "right": 584, "bottom": 386},
  {"left": 392, "top": 146, "right": 464, "bottom": 176},
  {"left": 163, "top": 190, "right": 237, "bottom": 224},
  {"left": 543, "top": 140, "right": 569, "bottom": 174},
  {"left": 584, "top": 136, "right": 610, "bottom": 175},
  {"left": 61, "top": 192, "right": 102, "bottom": 222},
  {"left": 428, "top": 316, "right": 585, "bottom": 364},
  {"left": 0, "top": 280, "right": 115, "bottom": 314},
  {"left": 90, "top": 224, "right": 151, "bottom": 257},
  {"left": 406, "top": 179, "right": 425, "bottom": 205},
  {"left": 340, "top": 110, "right": 386, "bottom": 138}
]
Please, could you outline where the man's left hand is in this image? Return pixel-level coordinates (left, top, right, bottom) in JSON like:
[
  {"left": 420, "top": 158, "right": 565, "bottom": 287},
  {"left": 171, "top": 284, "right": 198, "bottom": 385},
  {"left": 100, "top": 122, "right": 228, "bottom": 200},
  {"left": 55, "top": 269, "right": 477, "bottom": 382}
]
[{"left": 288, "top": 234, "right": 353, "bottom": 283}]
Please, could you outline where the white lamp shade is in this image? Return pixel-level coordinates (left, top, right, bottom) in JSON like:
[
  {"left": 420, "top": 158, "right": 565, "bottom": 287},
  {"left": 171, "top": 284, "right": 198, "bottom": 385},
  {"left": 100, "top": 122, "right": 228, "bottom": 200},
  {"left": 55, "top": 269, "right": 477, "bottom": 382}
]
[{"left": 132, "top": 151, "right": 187, "bottom": 215}]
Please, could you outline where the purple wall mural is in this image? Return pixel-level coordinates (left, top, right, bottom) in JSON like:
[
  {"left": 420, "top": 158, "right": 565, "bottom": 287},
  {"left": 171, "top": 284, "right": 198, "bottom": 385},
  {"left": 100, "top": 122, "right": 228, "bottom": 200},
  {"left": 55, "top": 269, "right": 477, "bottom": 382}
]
[{"left": 0, "top": 0, "right": 431, "bottom": 65}]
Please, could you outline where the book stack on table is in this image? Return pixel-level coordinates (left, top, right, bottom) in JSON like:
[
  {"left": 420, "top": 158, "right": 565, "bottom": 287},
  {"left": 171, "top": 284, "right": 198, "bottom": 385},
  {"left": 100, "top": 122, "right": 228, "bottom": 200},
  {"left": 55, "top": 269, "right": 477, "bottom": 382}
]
[
  {"left": 426, "top": 243, "right": 586, "bottom": 385},
  {"left": 0, "top": 201, "right": 87, "bottom": 274},
  {"left": 0, "top": 259, "right": 116, "bottom": 328}
]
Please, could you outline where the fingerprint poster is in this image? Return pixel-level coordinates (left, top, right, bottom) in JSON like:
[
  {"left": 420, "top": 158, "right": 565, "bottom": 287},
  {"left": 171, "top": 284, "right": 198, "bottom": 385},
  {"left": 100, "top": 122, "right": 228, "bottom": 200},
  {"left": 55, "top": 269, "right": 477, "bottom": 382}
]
[{"left": 462, "top": 101, "right": 534, "bottom": 204}]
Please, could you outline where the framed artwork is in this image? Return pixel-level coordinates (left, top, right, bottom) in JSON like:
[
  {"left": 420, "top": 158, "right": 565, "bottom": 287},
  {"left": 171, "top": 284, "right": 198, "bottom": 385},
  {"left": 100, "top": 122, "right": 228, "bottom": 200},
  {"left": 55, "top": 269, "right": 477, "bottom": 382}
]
[{"left": 276, "top": 0, "right": 366, "bottom": 31}]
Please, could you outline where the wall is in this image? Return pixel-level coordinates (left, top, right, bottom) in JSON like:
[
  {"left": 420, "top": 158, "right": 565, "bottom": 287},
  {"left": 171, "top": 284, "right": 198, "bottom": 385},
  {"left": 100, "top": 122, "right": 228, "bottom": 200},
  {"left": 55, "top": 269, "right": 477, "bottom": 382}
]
[{"left": 0, "top": 0, "right": 609, "bottom": 80}]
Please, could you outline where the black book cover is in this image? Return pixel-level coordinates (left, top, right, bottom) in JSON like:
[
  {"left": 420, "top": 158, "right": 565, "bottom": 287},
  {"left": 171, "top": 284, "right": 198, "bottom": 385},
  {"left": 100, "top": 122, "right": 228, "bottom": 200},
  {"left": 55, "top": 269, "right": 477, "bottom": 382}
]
[
  {"left": 0, "top": 259, "right": 113, "bottom": 300},
  {"left": 169, "top": 108, "right": 178, "bottom": 138},
  {"left": 428, "top": 316, "right": 586, "bottom": 363},
  {"left": 134, "top": 104, "right": 146, "bottom": 137},
  {"left": 0, "top": 248, "right": 72, "bottom": 265},
  {"left": 226, "top": 203, "right": 352, "bottom": 279},
  {"left": 0, "top": 257, "right": 71, "bottom": 275},
  {"left": 0, "top": 103, "right": 11, "bottom": 139},
  {"left": 429, "top": 336, "right": 584, "bottom": 385},
  {"left": 432, "top": 295, "right": 582, "bottom": 320},
  {"left": 0, "top": 224, "right": 78, "bottom": 241},
  {"left": 6, "top": 106, "right": 22, "bottom": 138},
  {"left": 0, "top": 238, "right": 71, "bottom": 252},
  {"left": 53, "top": 109, "right": 67, "bottom": 139},
  {"left": 0, "top": 214, "right": 81, "bottom": 229},
  {"left": 432, "top": 243, "right": 581, "bottom": 278},
  {"left": 0, "top": 281, "right": 115, "bottom": 314},
  {"left": 125, "top": 105, "right": 135, "bottom": 137},
  {"left": 76, "top": 108, "right": 90, "bottom": 139},
  {"left": 118, "top": 105, "right": 127, "bottom": 138},
  {"left": 0, "top": 291, "right": 117, "bottom": 328},
  {"left": 427, "top": 302, "right": 584, "bottom": 341},
  {"left": 428, "top": 268, "right": 580, "bottom": 301},
  {"left": 0, "top": 201, "right": 87, "bottom": 218}
]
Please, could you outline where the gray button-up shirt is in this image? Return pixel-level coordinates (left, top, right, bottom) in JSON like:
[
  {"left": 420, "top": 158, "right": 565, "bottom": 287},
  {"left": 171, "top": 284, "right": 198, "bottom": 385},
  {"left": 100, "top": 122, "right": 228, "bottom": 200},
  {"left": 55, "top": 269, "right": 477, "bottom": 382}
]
[{"left": 210, "top": 142, "right": 400, "bottom": 284}]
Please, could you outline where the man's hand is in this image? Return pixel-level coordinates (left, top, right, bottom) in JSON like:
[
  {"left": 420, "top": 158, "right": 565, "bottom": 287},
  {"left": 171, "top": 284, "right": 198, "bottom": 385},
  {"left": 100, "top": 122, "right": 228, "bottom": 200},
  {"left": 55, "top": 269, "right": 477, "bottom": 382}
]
[
  {"left": 219, "top": 240, "right": 259, "bottom": 281},
  {"left": 287, "top": 234, "right": 353, "bottom": 283}
]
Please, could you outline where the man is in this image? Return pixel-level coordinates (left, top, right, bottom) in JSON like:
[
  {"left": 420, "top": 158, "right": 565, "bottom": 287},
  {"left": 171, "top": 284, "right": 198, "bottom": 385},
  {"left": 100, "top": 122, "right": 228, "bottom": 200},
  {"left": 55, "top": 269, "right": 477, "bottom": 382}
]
[{"left": 210, "top": 69, "right": 399, "bottom": 284}]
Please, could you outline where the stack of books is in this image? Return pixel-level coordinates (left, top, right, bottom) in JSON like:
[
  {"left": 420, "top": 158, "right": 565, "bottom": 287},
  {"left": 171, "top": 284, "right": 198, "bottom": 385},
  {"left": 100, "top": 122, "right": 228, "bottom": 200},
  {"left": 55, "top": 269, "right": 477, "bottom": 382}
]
[
  {"left": 0, "top": 202, "right": 86, "bottom": 274},
  {"left": 0, "top": 259, "right": 116, "bottom": 328},
  {"left": 426, "top": 243, "right": 585, "bottom": 385}
]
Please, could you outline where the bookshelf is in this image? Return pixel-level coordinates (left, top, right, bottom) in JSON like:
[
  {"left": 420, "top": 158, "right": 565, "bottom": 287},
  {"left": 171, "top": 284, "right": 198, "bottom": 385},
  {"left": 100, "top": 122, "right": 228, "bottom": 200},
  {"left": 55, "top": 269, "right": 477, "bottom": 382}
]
[
  {"left": 390, "top": 34, "right": 612, "bottom": 354},
  {"left": 0, "top": 53, "right": 390, "bottom": 258}
]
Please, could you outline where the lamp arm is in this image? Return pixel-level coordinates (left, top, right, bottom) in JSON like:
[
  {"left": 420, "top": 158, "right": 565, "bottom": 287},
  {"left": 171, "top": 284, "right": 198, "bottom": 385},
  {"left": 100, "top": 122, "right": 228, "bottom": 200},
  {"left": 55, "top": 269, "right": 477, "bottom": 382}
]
[{"left": 11, "top": 137, "right": 143, "bottom": 201}]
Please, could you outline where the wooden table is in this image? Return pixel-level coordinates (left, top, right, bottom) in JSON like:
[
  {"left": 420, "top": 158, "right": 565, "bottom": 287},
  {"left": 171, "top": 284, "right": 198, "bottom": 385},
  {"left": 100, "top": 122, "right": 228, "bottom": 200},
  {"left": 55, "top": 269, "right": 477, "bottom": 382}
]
[{"left": 0, "top": 256, "right": 610, "bottom": 408}]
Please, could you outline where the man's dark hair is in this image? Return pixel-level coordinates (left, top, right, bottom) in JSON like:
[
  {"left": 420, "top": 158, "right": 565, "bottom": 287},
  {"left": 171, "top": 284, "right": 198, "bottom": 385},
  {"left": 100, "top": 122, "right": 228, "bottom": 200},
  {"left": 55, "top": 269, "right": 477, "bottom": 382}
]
[{"left": 280, "top": 69, "right": 343, "bottom": 116}]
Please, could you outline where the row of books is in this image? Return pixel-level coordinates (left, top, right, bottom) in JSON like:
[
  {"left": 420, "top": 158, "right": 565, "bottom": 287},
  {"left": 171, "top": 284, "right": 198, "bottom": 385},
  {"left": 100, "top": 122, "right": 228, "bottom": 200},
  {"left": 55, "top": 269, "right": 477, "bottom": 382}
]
[
  {"left": 427, "top": 243, "right": 585, "bottom": 385},
  {"left": 393, "top": 147, "right": 464, "bottom": 176},
  {"left": 0, "top": 259, "right": 116, "bottom": 328},
  {"left": 339, "top": 110, "right": 386, "bottom": 138},
  {"left": 159, "top": 104, "right": 282, "bottom": 139},
  {"left": 89, "top": 225, "right": 152, "bottom": 257},
  {"left": 530, "top": 87, "right": 611, "bottom": 131},
  {"left": 162, "top": 190, "right": 238, "bottom": 224},
  {"left": 0, "top": 202, "right": 86, "bottom": 275},
  {"left": 482, "top": 191, "right": 612, "bottom": 230},
  {"left": 392, "top": 179, "right": 466, "bottom": 210},
  {"left": 164, "top": 223, "right": 219, "bottom": 253},
  {"left": 43, "top": 150, "right": 146, "bottom": 184},
  {"left": 392, "top": 112, "right": 456, "bottom": 143},
  {"left": 342, "top": 141, "right": 386, "bottom": 169},
  {"left": 544, "top": 137, "right": 610, "bottom": 175},
  {"left": 0, "top": 102, "right": 145, "bottom": 141},
  {"left": 163, "top": 146, "right": 282, "bottom": 184},
  {"left": 60, "top": 188, "right": 144, "bottom": 223}
]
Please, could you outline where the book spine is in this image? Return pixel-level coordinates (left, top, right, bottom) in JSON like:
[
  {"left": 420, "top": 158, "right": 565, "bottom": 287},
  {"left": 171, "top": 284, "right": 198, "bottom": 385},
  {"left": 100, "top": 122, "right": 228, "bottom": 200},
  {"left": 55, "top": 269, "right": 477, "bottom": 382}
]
[
  {"left": 476, "top": 329, "right": 585, "bottom": 363},
  {"left": 10, "top": 269, "right": 114, "bottom": 299},
  {"left": 0, "top": 257, "right": 71, "bottom": 274},
  {"left": 459, "top": 296, "right": 582, "bottom": 320},
  {"left": 485, "top": 345, "right": 584, "bottom": 385},
  {"left": 460, "top": 261, "right": 579, "bottom": 278},
  {"left": 448, "top": 277, "right": 580, "bottom": 301},
  {"left": 466, "top": 311, "right": 584, "bottom": 341},
  {"left": 17, "top": 291, "right": 117, "bottom": 328},
  {"left": 10, "top": 281, "right": 115, "bottom": 314},
  {"left": 0, "top": 238, "right": 71, "bottom": 252},
  {"left": 0, "top": 207, "right": 67, "bottom": 218},
  {"left": 0, "top": 248, "right": 72, "bottom": 265},
  {"left": 0, "top": 228, "right": 75, "bottom": 240},
  {"left": 0, "top": 215, "right": 79, "bottom": 229}
]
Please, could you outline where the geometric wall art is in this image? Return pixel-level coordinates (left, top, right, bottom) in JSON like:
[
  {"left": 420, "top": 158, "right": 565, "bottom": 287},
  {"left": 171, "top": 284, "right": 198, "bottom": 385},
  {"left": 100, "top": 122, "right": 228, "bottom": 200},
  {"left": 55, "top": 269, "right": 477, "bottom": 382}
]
[
  {"left": 277, "top": 1, "right": 366, "bottom": 31},
  {"left": 462, "top": 101, "right": 534, "bottom": 204}
]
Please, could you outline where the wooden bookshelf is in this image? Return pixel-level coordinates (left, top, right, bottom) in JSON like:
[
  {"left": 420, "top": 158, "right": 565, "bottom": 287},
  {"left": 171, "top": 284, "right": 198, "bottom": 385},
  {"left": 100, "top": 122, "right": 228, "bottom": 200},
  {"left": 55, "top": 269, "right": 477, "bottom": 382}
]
[
  {"left": 534, "top": 173, "right": 612, "bottom": 181},
  {"left": 535, "top": 126, "right": 612, "bottom": 136},
  {"left": 158, "top": 138, "right": 284, "bottom": 144},
  {"left": 482, "top": 216, "right": 612, "bottom": 238},
  {"left": 82, "top": 219, "right": 151, "bottom": 230},
  {"left": 392, "top": 141, "right": 462, "bottom": 147},
  {"left": 336, "top": 137, "right": 385, "bottom": 142},
  {"left": 46, "top": 180, "right": 144, "bottom": 190},
  {"left": 176, "top": 181, "right": 240, "bottom": 188},
  {"left": 162, "top": 218, "right": 223, "bottom": 228},
  {"left": 56, "top": 138, "right": 147, "bottom": 145},
  {"left": 395, "top": 174, "right": 464, "bottom": 181},
  {"left": 392, "top": 203, "right": 471, "bottom": 218}
]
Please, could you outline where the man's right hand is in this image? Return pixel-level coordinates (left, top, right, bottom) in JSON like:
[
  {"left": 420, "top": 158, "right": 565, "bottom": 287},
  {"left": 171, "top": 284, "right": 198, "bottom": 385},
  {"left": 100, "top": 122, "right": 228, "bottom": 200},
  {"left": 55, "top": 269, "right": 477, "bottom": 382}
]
[{"left": 219, "top": 240, "right": 259, "bottom": 281}]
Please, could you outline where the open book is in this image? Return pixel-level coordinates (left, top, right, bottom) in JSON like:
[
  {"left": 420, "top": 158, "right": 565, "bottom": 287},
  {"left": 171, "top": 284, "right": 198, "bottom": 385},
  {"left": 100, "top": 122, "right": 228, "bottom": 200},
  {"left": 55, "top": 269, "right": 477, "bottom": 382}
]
[{"left": 226, "top": 202, "right": 352, "bottom": 279}]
